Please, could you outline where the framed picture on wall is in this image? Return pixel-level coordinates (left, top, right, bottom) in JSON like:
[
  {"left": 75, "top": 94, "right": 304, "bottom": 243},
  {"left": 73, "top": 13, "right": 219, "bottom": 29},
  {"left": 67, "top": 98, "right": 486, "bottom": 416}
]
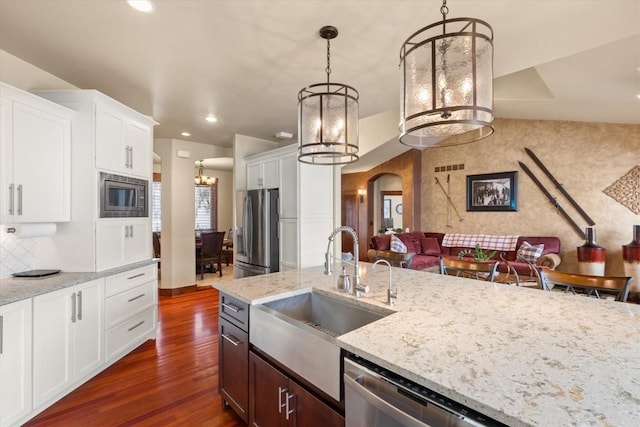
[{"left": 466, "top": 171, "right": 518, "bottom": 212}]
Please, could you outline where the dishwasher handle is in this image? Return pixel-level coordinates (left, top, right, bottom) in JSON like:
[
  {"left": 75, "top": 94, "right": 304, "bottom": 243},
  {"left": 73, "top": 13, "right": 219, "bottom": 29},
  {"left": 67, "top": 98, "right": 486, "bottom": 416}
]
[{"left": 344, "top": 371, "right": 430, "bottom": 427}]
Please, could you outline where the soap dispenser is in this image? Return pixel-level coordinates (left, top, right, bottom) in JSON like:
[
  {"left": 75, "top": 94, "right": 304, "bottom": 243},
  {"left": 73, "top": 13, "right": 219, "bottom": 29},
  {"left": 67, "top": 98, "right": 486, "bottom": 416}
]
[{"left": 337, "top": 266, "right": 351, "bottom": 293}]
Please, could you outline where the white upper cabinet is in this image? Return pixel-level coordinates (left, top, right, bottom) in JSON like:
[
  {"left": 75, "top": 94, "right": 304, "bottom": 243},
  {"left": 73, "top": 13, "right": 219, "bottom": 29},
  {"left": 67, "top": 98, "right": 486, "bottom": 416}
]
[
  {"left": 95, "top": 219, "right": 151, "bottom": 271},
  {"left": 32, "top": 89, "right": 156, "bottom": 272},
  {"left": 95, "top": 102, "right": 152, "bottom": 178},
  {"left": 247, "top": 156, "right": 278, "bottom": 190},
  {"left": 0, "top": 83, "right": 72, "bottom": 223}
]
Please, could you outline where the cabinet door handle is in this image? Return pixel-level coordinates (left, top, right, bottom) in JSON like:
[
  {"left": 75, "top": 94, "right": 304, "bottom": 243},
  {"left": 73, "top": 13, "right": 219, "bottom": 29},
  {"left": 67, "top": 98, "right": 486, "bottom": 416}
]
[
  {"left": 127, "top": 273, "right": 145, "bottom": 280},
  {"left": 129, "top": 146, "right": 134, "bottom": 169},
  {"left": 221, "top": 302, "right": 242, "bottom": 313},
  {"left": 285, "top": 391, "right": 295, "bottom": 420},
  {"left": 71, "top": 292, "right": 77, "bottom": 323},
  {"left": 220, "top": 332, "right": 241, "bottom": 347},
  {"left": 0, "top": 315, "right": 4, "bottom": 355},
  {"left": 277, "top": 386, "right": 287, "bottom": 414},
  {"left": 125, "top": 225, "right": 130, "bottom": 238},
  {"left": 8, "top": 184, "right": 14, "bottom": 215},
  {"left": 128, "top": 320, "right": 145, "bottom": 332},
  {"left": 127, "top": 293, "right": 145, "bottom": 303},
  {"left": 16, "top": 184, "right": 23, "bottom": 215},
  {"left": 130, "top": 225, "right": 134, "bottom": 238},
  {"left": 77, "top": 290, "right": 83, "bottom": 321}
]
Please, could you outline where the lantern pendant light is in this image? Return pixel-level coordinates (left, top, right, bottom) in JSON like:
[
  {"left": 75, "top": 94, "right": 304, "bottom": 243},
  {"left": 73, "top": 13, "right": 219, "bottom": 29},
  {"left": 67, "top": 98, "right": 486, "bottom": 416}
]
[
  {"left": 298, "top": 25, "right": 359, "bottom": 165},
  {"left": 399, "top": 0, "right": 494, "bottom": 149}
]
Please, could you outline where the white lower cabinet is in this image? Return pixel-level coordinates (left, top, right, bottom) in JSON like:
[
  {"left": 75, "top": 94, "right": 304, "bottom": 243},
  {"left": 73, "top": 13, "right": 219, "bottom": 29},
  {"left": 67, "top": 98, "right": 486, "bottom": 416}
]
[
  {"left": 96, "top": 219, "right": 151, "bottom": 271},
  {"left": 32, "top": 278, "right": 104, "bottom": 410},
  {"left": 9, "top": 264, "right": 157, "bottom": 426},
  {"left": 104, "top": 264, "right": 157, "bottom": 363},
  {"left": 0, "top": 299, "right": 32, "bottom": 427}
]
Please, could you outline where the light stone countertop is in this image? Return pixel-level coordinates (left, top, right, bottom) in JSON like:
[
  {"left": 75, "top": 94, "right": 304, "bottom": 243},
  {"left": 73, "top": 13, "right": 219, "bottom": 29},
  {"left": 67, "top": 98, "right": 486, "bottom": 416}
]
[
  {"left": 0, "top": 259, "right": 159, "bottom": 306},
  {"left": 214, "top": 263, "right": 640, "bottom": 427}
]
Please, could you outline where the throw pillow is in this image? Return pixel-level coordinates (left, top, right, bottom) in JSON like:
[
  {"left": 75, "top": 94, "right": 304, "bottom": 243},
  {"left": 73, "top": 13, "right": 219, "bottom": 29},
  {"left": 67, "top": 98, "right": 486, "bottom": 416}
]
[
  {"left": 397, "top": 233, "right": 420, "bottom": 254},
  {"left": 517, "top": 241, "right": 545, "bottom": 263},
  {"left": 420, "top": 237, "right": 441, "bottom": 255},
  {"left": 390, "top": 234, "right": 407, "bottom": 253}
]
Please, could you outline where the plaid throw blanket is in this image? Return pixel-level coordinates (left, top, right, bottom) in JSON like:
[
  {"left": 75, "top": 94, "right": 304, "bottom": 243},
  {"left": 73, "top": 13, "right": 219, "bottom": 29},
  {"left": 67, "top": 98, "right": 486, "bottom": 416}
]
[{"left": 442, "top": 234, "right": 519, "bottom": 252}]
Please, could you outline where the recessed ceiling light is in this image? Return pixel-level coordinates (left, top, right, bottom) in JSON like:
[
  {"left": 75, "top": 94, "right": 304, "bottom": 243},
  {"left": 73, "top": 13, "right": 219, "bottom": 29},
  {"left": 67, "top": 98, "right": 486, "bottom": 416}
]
[
  {"left": 126, "top": 0, "right": 155, "bottom": 13},
  {"left": 181, "top": 132, "right": 191, "bottom": 137},
  {"left": 205, "top": 115, "right": 218, "bottom": 123}
]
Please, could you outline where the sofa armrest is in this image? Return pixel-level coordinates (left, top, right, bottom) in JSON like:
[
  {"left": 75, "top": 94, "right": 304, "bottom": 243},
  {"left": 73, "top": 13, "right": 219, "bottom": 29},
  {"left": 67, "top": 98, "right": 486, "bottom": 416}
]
[{"left": 536, "top": 253, "right": 561, "bottom": 270}]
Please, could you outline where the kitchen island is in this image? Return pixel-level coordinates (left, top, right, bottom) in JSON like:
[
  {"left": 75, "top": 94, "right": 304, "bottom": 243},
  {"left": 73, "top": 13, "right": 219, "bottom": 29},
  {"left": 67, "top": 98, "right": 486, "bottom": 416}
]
[{"left": 214, "top": 263, "right": 640, "bottom": 427}]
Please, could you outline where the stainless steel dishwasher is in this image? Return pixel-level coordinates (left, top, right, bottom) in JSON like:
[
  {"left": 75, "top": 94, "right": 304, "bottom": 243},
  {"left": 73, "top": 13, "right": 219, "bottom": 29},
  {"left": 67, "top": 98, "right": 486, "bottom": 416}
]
[{"left": 344, "top": 356, "right": 507, "bottom": 427}]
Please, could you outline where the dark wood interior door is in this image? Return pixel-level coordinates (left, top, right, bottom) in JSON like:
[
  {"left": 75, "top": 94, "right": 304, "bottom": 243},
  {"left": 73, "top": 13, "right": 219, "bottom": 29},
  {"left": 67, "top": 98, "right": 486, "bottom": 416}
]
[
  {"left": 341, "top": 194, "right": 357, "bottom": 255},
  {"left": 249, "top": 351, "right": 288, "bottom": 427}
]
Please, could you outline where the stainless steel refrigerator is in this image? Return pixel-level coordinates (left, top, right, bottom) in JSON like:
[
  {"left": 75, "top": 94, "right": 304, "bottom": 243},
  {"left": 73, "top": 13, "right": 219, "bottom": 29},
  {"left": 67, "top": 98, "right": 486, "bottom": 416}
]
[{"left": 234, "top": 188, "right": 279, "bottom": 278}]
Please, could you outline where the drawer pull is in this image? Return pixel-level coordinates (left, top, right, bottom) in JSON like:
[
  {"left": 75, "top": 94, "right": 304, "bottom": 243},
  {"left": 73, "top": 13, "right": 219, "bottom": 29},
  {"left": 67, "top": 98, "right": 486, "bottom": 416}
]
[
  {"left": 127, "top": 273, "right": 145, "bottom": 280},
  {"left": 221, "top": 302, "right": 242, "bottom": 313},
  {"left": 128, "top": 293, "right": 146, "bottom": 303},
  {"left": 128, "top": 320, "right": 145, "bottom": 332},
  {"left": 221, "top": 333, "right": 241, "bottom": 347}
]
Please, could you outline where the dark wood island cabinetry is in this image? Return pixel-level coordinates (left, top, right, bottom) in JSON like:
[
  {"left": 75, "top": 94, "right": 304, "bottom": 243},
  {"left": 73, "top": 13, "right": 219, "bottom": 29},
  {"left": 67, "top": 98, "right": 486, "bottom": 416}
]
[
  {"left": 219, "top": 292, "right": 250, "bottom": 423},
  {"left": 249, "top": 351, "right": 344, "bottom": 427}
]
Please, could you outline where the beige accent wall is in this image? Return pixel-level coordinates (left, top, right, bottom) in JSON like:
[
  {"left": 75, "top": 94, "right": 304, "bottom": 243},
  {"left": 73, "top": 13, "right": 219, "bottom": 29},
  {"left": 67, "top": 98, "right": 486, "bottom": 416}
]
[{"left": 421, "top": 118, "right": 640, "bottom": 275}]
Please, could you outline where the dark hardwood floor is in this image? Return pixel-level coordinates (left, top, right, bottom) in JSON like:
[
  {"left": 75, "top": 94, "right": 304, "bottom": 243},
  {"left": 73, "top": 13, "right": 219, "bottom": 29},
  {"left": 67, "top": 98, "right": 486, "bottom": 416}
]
[{"left": 25, "top": 286, "right": 245, "bottom": 427}]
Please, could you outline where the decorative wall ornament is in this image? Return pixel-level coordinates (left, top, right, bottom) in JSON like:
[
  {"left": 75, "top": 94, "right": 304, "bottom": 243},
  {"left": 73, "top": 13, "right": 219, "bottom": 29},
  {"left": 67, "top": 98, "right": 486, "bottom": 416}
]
[{"left": 603, "top": 166, "right": 640, "bottom": 214}]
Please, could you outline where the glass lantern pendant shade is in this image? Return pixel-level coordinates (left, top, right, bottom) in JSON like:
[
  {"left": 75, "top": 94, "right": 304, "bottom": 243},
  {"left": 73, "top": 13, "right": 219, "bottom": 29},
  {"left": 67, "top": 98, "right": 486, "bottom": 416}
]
[
  {"left": 298, "top": 26, "right": 359, "bottom": 165},
  {"left": 399, "top": 1, "right": 494, "bottom": 149}
]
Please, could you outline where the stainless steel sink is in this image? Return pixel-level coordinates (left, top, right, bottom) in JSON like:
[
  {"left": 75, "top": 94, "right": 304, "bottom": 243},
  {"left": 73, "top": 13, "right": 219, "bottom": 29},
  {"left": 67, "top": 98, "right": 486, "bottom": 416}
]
[
  {"left": 263, "top": 291, "right": 388, "bottom": 337},
  {"left": 250, "top": 290, "right": 393, "bottom": 401}
]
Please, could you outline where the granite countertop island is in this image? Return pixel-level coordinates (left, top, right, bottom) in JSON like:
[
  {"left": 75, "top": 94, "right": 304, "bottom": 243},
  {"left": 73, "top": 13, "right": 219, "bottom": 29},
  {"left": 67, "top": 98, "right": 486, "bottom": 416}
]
[{"left": 214, "top": 263, "right": 640, "bottom": 427}]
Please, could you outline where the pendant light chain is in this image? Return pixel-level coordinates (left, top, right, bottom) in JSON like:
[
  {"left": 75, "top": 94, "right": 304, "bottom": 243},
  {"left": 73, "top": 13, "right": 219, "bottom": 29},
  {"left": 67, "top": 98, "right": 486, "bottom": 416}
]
[
  {"left": 325, "top": 37, "right": 332, "bottom": 85},
  {"left": 441, "top": 0, "right": 448, "bottom": 32}
]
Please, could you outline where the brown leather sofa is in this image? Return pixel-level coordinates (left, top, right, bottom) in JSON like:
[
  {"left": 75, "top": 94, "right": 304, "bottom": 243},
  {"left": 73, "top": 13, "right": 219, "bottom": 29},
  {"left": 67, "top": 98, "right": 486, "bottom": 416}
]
[{"left": 367, "top": 232, "right": 561, "bottom": 276}]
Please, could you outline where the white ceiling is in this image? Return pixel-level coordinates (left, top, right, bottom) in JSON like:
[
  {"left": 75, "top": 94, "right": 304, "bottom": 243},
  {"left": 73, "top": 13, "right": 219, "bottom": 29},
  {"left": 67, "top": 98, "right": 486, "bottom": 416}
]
[{"left": 0, "top": 0, "right": 638, "bottom": 170}]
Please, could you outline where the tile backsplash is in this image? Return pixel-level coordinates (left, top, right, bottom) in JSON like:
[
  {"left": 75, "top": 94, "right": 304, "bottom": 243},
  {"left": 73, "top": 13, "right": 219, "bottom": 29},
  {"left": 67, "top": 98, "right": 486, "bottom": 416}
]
[{"left": 0, "top": 229, "right": 36, "bottom": 278}]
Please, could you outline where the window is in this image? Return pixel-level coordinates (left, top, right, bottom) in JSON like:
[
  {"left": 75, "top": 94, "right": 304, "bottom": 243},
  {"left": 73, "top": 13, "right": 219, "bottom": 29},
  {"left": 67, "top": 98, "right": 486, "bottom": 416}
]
[
  {"left": 152, "top": 176, "right": 162, "bottom": 232},
  {"left": 195, "top": 184, "right": 217, "bottom": 231}
]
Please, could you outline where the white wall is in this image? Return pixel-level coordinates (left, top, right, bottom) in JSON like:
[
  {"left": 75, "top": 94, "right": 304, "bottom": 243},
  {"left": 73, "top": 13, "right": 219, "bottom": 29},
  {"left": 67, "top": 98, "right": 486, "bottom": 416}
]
[
  {"left": 153, "top": 138, "right": 231, "bottom": 290},
  {"left": 203, "top": 167, "right": 233, "bottom": 235}
]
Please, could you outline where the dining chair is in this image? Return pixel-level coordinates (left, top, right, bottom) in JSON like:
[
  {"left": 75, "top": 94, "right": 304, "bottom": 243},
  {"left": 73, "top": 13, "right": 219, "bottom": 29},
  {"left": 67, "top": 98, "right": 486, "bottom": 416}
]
[
  {"left": 198, "top": 231, "right": 225, "bottom": 279},
  {"left": 439, "top": 256, "right": 499, "bottom": 282},
  {"left": 537, "top": 268, "right": 632, "bottom": 302},
  {"left": 152, "top": 232, "right": 161, "bottom": 259},
  {"left": 372, "top": 250, "right": 415, "bottom": 269},
  {"left": 221, "top": 228, "right": 234, "bottom": 266}
]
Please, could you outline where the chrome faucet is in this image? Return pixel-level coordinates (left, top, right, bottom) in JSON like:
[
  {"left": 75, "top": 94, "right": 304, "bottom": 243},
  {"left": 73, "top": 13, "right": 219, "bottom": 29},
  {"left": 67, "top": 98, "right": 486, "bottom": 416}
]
[
  {"left": 373, "top": 259, "right": 397, "bottom": 306},
  {"left": 324, "top": 226, "right": 369, "bottom": 297}
]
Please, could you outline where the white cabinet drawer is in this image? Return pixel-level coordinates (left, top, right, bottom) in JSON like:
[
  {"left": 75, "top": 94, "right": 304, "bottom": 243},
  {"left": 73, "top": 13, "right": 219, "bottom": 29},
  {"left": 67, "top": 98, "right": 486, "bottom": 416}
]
[
  {"left": 105, "top": 281, "right": 155, "bottom": 329},
  {"left": 105, "top": 307, "right": 155, "bottom": 362},
  {"left": 105, "top": 264, "right": 156, "bottom": 297}
]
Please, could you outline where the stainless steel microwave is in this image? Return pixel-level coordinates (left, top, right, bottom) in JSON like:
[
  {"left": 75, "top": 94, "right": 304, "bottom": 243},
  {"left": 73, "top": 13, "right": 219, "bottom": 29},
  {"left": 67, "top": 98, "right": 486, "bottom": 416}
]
[{"left": 99, "top": 172, "right": 148, "bottom": 218}]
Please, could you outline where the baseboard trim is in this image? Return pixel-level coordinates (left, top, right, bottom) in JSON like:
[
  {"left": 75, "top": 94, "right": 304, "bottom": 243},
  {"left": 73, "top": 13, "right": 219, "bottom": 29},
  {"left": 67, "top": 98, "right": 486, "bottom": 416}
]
[{"left": 158, "top": 285, "right": 198, "bottom": 297}]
